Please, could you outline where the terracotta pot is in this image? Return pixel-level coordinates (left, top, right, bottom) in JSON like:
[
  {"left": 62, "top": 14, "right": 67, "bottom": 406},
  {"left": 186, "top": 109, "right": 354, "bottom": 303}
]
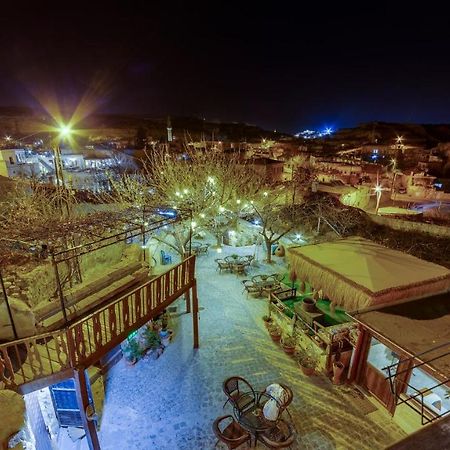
[
  {"left": 302, "top": 297, "right": 317, "bottom": 312},
  {"left": 282, "top": 344, "right": 296, "bottom": 355},
  {"left": 299, "top": 362, "right": 315, "bottom": 376},
  {"left": 270, "top": 332, "right": 282, "bottom": 342}
]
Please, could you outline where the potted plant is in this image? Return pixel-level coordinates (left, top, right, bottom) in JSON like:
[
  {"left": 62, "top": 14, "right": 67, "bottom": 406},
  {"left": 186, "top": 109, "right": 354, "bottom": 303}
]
[
  {"left": 122, "top": 338, "right": 142, "bottom": 365},
  {"left": 143, "top": 328, "right": 161, "bottom": 351},
  {"left": 262, "top": 315, "right": 273, "bottom": 327},
  {"left": 302, "top": 296, "right": 317, "bottom": 312},
  {"left": 296, "top": 350, "right": 316, "bottom": 376},
  {"left": 268, "top": 324, "right": 282, "bottom": 342},
  {"left": 281, "top": 336, "right": 296, "bottom": 355}
]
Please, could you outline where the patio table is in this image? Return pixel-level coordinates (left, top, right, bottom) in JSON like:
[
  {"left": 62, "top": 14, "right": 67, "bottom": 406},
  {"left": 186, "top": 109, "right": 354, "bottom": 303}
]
[
  {"left": 233, "top": 391, "right": 278, "bottom": 447},
  {"left": 225, "top": 256, "right": 251, "bottom": 275}
]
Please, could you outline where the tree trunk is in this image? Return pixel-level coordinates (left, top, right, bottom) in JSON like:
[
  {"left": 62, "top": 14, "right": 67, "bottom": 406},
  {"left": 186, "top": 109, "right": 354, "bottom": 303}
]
[{"left": 264, "top": 237, "right": 272, "bottom": 263}]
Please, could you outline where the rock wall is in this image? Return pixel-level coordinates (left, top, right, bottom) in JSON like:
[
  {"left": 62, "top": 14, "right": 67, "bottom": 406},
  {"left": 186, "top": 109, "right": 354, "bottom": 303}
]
[
  {"left": 0, "top": 298, "right": 36, "bottom": 340},
  {"left": 1, "top": 241, "right": 143, "bottom": 340},
  {"left": 0, "top": 390, "right": 25, "bottom": 449}
]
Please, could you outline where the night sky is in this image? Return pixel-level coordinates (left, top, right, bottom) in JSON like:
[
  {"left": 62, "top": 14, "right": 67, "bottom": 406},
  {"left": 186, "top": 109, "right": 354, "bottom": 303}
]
[{"left": 1, "top": 2, "right": 450, "bottom": 133}]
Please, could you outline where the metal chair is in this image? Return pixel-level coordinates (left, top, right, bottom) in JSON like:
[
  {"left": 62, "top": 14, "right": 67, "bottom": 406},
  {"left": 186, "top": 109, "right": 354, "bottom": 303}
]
[
  {"left": 215, "top": 258, "right": 231, "bottom": 273},
  {"left": 223, "top": 376, "right": 256, "bottom": 411},
  {"left": 242, "top": 280, "right": 262, "bottom": 298},
  {"left": 212, "top": 415, "right": 251, "bottom": 449},
  {"left": 258, "top": 419, "right": 295, "bottom": 449},
  {"left": 263, "top": 384, "right": 294, "bottom": 425}
]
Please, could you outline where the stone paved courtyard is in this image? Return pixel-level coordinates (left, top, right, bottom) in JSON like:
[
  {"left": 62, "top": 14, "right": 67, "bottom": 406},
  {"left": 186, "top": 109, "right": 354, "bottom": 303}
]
[{"left": 99, "top": 244, "right": 406, "bottom": 449}]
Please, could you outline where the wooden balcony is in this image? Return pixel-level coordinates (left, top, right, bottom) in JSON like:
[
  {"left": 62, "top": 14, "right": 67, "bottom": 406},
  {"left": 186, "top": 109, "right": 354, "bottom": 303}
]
[{"left": 0, "top": 256, "right": 196, "bottom": 393}]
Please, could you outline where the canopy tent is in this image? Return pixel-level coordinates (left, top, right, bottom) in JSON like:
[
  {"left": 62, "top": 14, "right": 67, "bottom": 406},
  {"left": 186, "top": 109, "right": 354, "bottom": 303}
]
[{"left": 288, "top": 237, "right": 450, "bottom": 311}]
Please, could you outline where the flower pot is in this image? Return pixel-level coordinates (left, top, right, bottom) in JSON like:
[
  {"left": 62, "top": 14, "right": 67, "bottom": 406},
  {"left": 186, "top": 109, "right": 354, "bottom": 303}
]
[
  {"left": 270, "top": 332, "right": 282, "bottom": 342},
  {"left": 125, "top": 357, "right": 137, "bottom": 366},
  {"left": 282, "top": 344, "right": 296, "bottom": 355},
  {"left": 299, "top": 362, "right": 315, "bottom": 376},
  {"left": 302, "top": 297, "right": 317, "bottom": 312}
]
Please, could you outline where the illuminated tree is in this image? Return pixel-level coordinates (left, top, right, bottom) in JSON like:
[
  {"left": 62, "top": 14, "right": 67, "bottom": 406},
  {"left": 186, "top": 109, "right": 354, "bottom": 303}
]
[
  {"left": 251, "top": 186, "right": 298, "bottom": 263},
  {"left": 145, "top": 148, "right": 262, "bottom": 253}
]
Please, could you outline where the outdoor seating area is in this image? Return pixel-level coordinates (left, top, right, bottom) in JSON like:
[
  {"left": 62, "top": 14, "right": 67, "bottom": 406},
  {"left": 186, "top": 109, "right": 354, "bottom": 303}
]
[
  {"left": 215, "top": 376, "right": 296, "bottom": 448},
  {"left": 97, "top": 239, "right": 407, "bottom": 449},
  {"left": 242, "top": 273, "right": 292, "bottom": 299},
  {"left": 215, "top": 254, "right": 254, "bottom": 275},
  {"left": 191, "top": 241, "right": 210, "bottom": 256}
]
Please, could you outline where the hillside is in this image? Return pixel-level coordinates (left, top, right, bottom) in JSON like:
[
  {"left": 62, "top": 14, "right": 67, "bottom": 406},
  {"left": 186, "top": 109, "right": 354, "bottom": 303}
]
[
  {"left": 0, "top": 108, "right": 287, "bottom": 143},
  {"left": 326, "top": 122, "right": 450, "bottom": 149}
]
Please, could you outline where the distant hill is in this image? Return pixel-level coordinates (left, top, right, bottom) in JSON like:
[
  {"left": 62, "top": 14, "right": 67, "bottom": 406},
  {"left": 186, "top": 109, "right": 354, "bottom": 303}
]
[
  {"left": 0, "top": 108, "right": 288, "bottom": 142},
  {"left": 326, "top": 122, "right": 450, "bottom": 149}
]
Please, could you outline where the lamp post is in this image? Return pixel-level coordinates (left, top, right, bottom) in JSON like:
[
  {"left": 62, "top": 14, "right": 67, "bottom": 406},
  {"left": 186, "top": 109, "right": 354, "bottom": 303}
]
[{"left": 54, "top": 124, "right": 72, "bottom": 216}]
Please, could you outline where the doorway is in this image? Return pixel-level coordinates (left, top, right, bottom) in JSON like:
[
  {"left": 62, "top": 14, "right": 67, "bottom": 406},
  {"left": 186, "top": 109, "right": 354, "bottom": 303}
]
[{"left": 362, "top": 337, "right": 398, "bottom": 411}]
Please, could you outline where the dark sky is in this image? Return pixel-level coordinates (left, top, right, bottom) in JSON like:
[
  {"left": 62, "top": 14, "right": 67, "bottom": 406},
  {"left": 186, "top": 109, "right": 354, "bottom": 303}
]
[{"left": 1, "top": 2, "right": 450, "bottom": 133}]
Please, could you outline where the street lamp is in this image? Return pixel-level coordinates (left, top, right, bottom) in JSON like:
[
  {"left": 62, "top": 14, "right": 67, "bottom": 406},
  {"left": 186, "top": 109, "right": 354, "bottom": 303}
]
[
  {"left": 53, "top": 123, "right": 73, "bottom": 215},
  {"left": 374, "top": 183, "right": 383, "bottom": 215}
]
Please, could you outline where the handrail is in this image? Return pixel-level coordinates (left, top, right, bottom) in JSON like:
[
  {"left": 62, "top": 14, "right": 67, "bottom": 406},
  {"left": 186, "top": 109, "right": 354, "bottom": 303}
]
[{"left": 0, "top": 256, "right": 196, "bottom": 389}]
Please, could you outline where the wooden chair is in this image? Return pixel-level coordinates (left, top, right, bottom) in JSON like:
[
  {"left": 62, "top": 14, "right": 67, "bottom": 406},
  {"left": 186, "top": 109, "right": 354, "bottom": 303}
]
[
  {"left": 212, "top": 415, "right": 251, "bottom": 449},
  {"left": 223, "top": 376, "right": 256, "bottom": 411},
  {"left": 258, "top": 419, "right": 295, "bottom": 449}
]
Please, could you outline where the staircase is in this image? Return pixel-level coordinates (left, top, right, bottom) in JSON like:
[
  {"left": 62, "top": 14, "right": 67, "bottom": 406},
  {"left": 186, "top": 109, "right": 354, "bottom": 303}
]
[{"left": 0, "top": 257, "right": 196, "bottom": 393}]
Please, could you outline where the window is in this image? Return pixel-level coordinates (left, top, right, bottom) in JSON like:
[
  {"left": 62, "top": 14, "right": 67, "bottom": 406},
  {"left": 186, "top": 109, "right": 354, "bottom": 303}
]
[
  {"left": 9, "top": 156, "right": 14, "bottom": 164},
  {"left": 406, "top": 368, "right": 450, "bottom": 415},
  {"left": 367, "top": 337, "right": 399, "bottom": 376}
]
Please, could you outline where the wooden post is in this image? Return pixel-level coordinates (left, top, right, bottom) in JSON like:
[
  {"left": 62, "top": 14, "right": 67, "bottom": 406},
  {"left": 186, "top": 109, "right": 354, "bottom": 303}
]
[
  {"left": 74, "top": 368, "right": 100, "bottom": 450},
  {"left": 185, "top": 289, "right": 191, "bottom": 313},
  {"left": 192, "top": 281, "right": 199, "bottom": 349},
  {"left": 348, "top": 325, "right": 368, "bottom": 383},
  {"left": 52, "top": 252, "right": 68, "bottom": 325}
]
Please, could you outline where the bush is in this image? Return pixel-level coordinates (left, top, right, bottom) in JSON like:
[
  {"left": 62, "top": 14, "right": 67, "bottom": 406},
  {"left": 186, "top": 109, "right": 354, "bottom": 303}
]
[
  {"left": 122, "top": 338, "right": 142, "bottom": 362},
  {"left": 143, "top": 328, "right": 161, "bottom": 350}
]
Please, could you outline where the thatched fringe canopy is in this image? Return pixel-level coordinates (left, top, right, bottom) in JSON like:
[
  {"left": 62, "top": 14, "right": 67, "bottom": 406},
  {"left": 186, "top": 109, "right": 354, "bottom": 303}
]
[{"left": 287, "top": 237, "right": 450, "bottom": 311}]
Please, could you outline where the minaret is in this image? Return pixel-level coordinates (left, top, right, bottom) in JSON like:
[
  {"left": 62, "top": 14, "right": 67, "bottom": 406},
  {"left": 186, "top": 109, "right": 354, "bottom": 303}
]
[{"left": 167, "top": 116, "right": 173, "bottom": 142}]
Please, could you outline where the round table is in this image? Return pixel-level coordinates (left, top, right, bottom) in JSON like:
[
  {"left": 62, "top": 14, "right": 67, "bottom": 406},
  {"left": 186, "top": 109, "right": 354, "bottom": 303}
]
[{"left": 233, "top": 391, "right": 278, "bottom": 446}]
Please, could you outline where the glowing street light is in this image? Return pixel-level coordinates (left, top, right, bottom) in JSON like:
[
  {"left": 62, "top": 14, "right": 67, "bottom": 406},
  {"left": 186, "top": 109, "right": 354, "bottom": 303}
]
[
  {"left": 59, "top": 124, "right": 72, "bottom": 139},
  {"left": 374, "top": 181, "right": 384, "bottom": 215}
]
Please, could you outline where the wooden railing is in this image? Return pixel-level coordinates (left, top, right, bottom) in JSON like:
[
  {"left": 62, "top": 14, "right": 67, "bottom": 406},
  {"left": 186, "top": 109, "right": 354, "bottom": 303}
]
[{"left": 0, "top": 256, "right": 195, "bottom": 390}]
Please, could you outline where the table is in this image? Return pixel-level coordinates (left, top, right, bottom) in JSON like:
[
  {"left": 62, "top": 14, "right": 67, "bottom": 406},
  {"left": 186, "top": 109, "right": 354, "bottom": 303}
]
[
  {"left": 233, "top": 391, "right": 276, "bottom": 446},
  {"left": 191, "top": 241, "right": 209, "bottom": 255},
  {"left": 225, "top": 255, "right": 252, "bottom": 275}
]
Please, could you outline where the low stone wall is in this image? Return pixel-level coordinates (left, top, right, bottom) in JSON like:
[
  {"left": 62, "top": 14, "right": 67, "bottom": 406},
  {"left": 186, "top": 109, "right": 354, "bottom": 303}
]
[{"left": 369, "top": 214, "right": 450, "bottom": 238}]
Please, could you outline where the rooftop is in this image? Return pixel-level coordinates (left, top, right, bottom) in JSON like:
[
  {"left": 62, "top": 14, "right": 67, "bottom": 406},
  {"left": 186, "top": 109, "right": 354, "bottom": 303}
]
[{"left": 352, "top": 292, "right": 450, "bottom": 379}]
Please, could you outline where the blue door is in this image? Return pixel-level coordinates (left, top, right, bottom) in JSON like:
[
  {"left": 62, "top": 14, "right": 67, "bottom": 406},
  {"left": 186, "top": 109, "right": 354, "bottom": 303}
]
[{"left": 49, "top": 377, "right": 93, "bottom": 428}]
